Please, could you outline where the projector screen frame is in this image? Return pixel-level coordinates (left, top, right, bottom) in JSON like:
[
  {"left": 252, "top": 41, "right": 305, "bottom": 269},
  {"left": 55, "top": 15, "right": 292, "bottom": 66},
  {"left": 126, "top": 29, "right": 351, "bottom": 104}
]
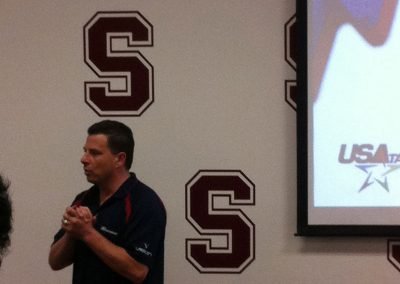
[{"left": 296, "top": 0, "right": 400, "bottom": 237}]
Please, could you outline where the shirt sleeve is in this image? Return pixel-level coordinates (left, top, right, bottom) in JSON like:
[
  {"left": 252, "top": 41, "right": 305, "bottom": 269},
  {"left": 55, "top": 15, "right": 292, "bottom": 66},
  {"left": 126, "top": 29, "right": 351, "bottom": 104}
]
[
  {"left": 122, "top": 193, "right": 166, "bottom": 269},
  {"left": 52, "top": 227, "right": 65, "bottom": 244}
]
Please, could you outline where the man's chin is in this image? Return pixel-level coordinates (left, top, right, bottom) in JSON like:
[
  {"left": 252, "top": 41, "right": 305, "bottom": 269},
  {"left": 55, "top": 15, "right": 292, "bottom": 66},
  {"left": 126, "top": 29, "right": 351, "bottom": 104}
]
[{"left": 85, "top": 175, "right": 96, "bottom": 184}]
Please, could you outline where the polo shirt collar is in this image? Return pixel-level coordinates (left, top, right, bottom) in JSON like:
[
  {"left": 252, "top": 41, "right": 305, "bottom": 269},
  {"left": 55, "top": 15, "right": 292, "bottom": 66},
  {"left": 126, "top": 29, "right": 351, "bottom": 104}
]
[{"left": 112, "top": 172, "right": 138, "bottom": 200}]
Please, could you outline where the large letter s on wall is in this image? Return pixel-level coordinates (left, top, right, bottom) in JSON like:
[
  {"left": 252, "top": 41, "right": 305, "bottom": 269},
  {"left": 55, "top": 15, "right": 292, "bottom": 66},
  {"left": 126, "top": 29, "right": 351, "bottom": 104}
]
[
  {"left": 84, "top": 11, "right": 154, "bottom": 116},
  {"left": 185, "top": 170, "right": 256, "bottom": 273}
]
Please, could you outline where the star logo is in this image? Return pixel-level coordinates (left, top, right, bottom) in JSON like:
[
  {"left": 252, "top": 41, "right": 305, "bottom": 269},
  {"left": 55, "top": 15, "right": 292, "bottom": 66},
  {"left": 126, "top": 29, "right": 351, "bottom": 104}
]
[{"left": 356, "top": 164, "right": 400, "bottom": 192}]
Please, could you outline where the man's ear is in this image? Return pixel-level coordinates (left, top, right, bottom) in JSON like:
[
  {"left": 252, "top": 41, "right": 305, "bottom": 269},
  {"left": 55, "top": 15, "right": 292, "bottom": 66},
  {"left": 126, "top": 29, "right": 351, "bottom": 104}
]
[{"left": 115, "top": 152, "right": 127, "bottom": 168}]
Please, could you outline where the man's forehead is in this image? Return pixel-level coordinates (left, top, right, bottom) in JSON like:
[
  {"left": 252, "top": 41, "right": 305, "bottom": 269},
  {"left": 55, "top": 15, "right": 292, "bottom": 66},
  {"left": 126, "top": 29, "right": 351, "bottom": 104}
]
[{"left": 85, "top": 134, "right": 109, "bottom": 148}]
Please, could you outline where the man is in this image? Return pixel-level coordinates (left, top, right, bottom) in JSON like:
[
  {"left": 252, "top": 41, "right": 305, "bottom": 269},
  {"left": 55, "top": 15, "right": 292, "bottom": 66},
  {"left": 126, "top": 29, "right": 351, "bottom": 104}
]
[
  {"left": 0, "top": 175, "right": 12, "bottom": 266},
  {"left": 49, "top": 120, "right": 166, "bottom": 284}
]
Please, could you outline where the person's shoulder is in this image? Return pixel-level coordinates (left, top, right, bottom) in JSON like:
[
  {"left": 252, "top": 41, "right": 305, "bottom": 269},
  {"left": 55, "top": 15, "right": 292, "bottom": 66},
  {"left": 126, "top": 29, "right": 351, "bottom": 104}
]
[
  {"left": 129, "top": 174, "right": 156, "bottom": 195},
  {"left": 130, "top": 176, "right": 166, "bottom": 216},
  {"left": 75, "top": 189, "right": 89, "bottom": 199},
  {"left": 135, "top": 179, "right": 161, "bottom": 200}
]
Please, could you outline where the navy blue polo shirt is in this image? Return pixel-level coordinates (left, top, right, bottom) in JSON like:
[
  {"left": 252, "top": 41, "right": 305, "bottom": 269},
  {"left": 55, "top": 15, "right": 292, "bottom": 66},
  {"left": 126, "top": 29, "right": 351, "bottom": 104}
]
[{"left": 53, "top": 174, "right": 166, "bottom": 284}]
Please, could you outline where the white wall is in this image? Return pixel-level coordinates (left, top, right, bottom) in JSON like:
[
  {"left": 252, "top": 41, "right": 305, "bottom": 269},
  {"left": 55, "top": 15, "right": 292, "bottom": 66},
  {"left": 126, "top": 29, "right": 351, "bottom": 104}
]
[{"left": 0, "top": 0, "right": 398, "bottom": 283}]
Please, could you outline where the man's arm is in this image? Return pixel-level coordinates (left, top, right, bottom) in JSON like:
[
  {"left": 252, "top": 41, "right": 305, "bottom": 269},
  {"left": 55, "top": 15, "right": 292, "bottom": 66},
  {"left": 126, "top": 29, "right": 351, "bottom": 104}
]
[
  {"left": 83, "top": 228, "right": 149, "bottom": 283},
  {"left": 71, "top": 206, "right": 149, "bottom": 283},
  {"left": 48, "top": 232, "right": 75, "bottom": 270},
  {"left": 49, "top": 207, "right": 78, "bottom": 270}
]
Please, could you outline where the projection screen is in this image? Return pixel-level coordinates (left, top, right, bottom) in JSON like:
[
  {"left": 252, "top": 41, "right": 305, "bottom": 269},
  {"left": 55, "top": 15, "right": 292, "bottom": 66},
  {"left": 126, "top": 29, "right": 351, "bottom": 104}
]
[{"left": 297, "top": 0, "right": 400, "bottom": 236}]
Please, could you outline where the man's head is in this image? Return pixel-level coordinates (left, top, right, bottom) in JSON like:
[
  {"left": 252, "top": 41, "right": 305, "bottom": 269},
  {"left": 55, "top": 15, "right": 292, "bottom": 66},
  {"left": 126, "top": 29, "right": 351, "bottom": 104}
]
[
  {"left": 0, "top": 175, "right": 12, "bottom": 264},
  {"left": 81, "top": 120, "right": 135, "bottom": 184}
]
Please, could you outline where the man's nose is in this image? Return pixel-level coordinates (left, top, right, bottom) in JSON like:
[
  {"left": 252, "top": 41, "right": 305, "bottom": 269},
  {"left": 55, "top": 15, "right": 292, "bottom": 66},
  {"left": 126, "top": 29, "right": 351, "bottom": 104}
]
[{"left": 81, "top": 153, "right": 88, "bottom": 164}]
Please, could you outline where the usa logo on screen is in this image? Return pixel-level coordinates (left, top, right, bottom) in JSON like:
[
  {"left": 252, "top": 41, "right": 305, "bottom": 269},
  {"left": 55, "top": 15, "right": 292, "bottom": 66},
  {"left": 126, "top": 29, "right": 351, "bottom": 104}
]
[{"left": 338, "top": 144, "right": 400, "bottom": 192}]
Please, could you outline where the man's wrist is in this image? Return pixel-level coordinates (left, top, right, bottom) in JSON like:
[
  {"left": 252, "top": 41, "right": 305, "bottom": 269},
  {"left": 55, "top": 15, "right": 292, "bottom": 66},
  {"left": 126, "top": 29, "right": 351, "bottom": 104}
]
[{"left": 82, "top": 227, "right": 99, "bottom": 244}]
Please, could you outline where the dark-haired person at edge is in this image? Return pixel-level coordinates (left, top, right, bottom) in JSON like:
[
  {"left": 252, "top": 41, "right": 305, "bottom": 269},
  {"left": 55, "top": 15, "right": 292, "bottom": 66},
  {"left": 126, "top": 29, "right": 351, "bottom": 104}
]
[
  {"left": 49, "top": 120, "right": 166, "bottom": 284},
  {"left": 0, "top": 175, "right": 12, "bottom": 266}
]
